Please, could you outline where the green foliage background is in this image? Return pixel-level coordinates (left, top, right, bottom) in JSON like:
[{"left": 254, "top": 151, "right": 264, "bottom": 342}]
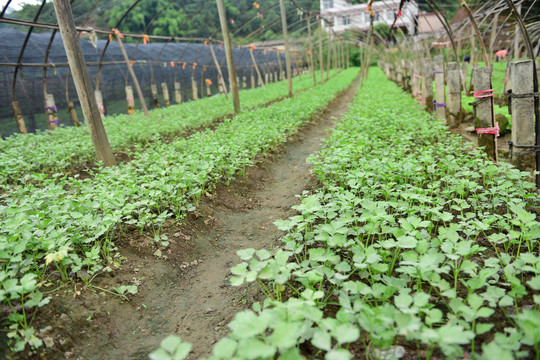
[{"left": 6, "top": 0, "right": 319, "bottom": 42}]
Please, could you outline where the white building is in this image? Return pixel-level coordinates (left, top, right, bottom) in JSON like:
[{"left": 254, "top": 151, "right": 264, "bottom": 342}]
[{"left": 320, "top": 0, "right": 420, "bottom": 35}]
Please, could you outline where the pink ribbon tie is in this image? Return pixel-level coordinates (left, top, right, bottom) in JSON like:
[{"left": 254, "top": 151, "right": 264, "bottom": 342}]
[{"left": 476, "top": 122, "right": 500, "bottom": 137}]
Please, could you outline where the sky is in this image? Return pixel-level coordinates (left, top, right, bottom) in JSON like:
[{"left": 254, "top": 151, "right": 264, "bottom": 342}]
[{"left": 2, "top": 0, "right": 41, "bottom": 12}]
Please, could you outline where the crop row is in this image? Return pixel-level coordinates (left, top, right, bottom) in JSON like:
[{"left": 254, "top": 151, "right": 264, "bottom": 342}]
[
  {"left": 152, "top": 68, "right": 539, "bottom": 360},
  {"left": 0, "top": 68, "right": 357, "bottom": 351},
  {"left": 0, "top": 72, "right": 330, "bottom": 186}
]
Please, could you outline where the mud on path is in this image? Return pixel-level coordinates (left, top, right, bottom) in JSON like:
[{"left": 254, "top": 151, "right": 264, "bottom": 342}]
[{"left": 28, "top": 75, "right": 360, "bottom": 360}]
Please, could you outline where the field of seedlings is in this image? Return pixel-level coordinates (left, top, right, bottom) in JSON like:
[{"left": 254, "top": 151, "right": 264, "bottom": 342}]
[
  {"left": 150, "top": 68, "right": 540, "bottom": 360},
  {"left": 1, "top": 0, "right": 539, "bottom": 359},
  {"left": 1, "top": 67, "right": 357, "bottom": 352}
]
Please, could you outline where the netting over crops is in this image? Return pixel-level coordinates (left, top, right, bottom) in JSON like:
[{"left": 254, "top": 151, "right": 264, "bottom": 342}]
[{"left": 0, "top": 27, "right": 289, "bottom": 135}]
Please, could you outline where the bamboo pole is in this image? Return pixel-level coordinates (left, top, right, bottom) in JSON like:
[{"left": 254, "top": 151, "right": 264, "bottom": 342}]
[
  {"left": 326, "top": 29, "right": 331, "bottom": 81},
  {"left": 161, "top": 82, "right": 170, "bottom": 107},
  {"left": 276, "top": 48, "right": 284, "bottom": 84},
  {"left": 174, "top": 82, "right": 182, "bottom": 104},
  {"left": 94, "top": 89, "right": 106, "bottom": 117},
  {"left": 249, "top": 48, "right": 266, "bottom": 89},
  {"left": 45, "top": 94, "right": 59, "bottom": 130},
  {"left": 126, "top": 85, "right": 135, "bottom": 114},
  {"left": 307, "top": 15, "right": 316, "bottom": 86},
  {"left": 209, "top": 44, "right": 228, "bottom": 98},
  {"left": 318, "top": 17, "right": 324, "bottom": 83},
  {"left": 488, "top": 14, "right": 498, "bottom": 65},
  {"left": 279, "top": 0, "right": 293, "bottom": 97},
  {"left": 12, "top": 101, "right": 28, "bottom": 134},
  {"left": 459, "top": 0, "right": 490, "bottom": 67},
  {"left": 291, "top": 50, "right": 302, "bottom": 79},
  {"left": 114, "top": 30, "right": 149, "bottom": 117},
  {"left": 513, "top": 4, "right": 521, "bottom": 60},
  {"left": 52, "top": 0, "right": 116, "bottom": 166},
  {"left": 216, "top": 0, "right": 240, "bottom": 113}
]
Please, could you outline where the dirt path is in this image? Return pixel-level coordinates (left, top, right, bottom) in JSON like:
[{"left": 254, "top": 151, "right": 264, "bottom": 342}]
[{"left": 32, "top": 75, "right": 360, "bottom": 360}]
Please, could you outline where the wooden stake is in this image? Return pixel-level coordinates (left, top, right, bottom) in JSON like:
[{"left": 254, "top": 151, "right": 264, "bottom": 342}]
[
  {"left": 470, "top": 27, "right": 476, "bottom": 66},
  {"left": 513, "top": 4, "right": 521, "bottom": 60},
  {"left": 242, "top": 76, "right": 247, "bottom": 89},
  {"left": 447, "top": 62, "right": 462, "bottom": 129},
  {"left": 510, "top": 60, "right": 535, "bottom": 169},
  {"left": 209, "top": 44, "right": 228, "bottom": 98},
  {"left": 472, "top": 67, "right": 497, "bottom": 161},
  {"left": 125, "top": 85, "right": 135, "bottom": 114},
  {"left": 307, "top": 15, "right": 316, "bottom": 87},
  {"left": 52, "top": 0, "right": 115, "bottom": 166},
  {"left": 318, "top": 17, "right": 324, "bottom": 83},
  {"left": 276, "top": 49, "right": 284, "bottom": 84},
  {"left": 114, "top": 30, "right": 149, "bottom": 117},
  {"left": 291, "top": 51, "right": 302, "bottom": 80},
  {"left": 489, "top": 15, "right": 498, "bottom": 65},
  {"left": 151, "top": 84, "right": 160, "bottom": 108},
  {"left": 422, "top": 61, "right": 434, "bottom": 113},
  {"left": 66, "top": 101, "right": 80, "bottom": 126},
  {"left": 459, "top": 0, "right": 490, "bottom": 67},
  {"left": 346, "top": 43, "right": 349, "bottom": 69},
  {"left": 251, "top": 72, "right": 255, "bottom": 88},
  {"left": 216, "top": 0, "right": 240, "bottom": 113},
  {"left": 45, "top": 93, "right": 59, "bottom": 130},
  {"left": 206, "top": 81, "right": 212, "bottom": 96},
  {"left": 12, "top": 101, "right": 28, "bottom": 134},
  {"left": 162, "top": 82, "right": 170, "bottom": 107},
  {"left": 192, "top": 78, "right": 198, "bottom": 100},
  {"left": 94, "top": 89, "right": 105, "bottom": 118},
  {"left": 279, "top": 0, "right": 293, "bottom": 97},
  {"left": 326, "top": 29, "right": 331, "bottom": 81},
  {"left": 462, "top": 60, "right": 469, "bottom": 92},
  {"left": 433, "top": 55, "right": 446, "bottom": 120},
  {"left": 249, "top": 49, "right": 265, "bottom": 89},
  {"left": 174, "top": 82, "right": 182, "bottom": 104}
]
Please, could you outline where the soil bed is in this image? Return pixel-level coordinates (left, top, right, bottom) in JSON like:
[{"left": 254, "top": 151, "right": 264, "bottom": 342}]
[{"left": 22, "top": 74, "right": 360, "bottom": 360}]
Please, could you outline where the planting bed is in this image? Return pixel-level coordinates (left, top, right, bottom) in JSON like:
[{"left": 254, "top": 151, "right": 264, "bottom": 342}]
[
  {"left": 0, "top": 69, "right": 358, "bottom": 356},
  {"left": 0, "top": 72, "right": 330, "bottom": 186},
  {"left": 152, "top": 68, "right": 540, "bottom": 359}
]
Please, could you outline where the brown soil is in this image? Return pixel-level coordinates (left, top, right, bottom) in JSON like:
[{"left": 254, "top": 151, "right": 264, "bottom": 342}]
[{"left": 20, "top": 75, "right": 361, "bottom": 360}]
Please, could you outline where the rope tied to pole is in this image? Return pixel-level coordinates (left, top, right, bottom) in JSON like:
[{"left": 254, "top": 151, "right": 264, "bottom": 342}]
[
  {"left": 109, "top": 28, "right": 124, "bottom": 41},
  {"left": 508, "top": 141, "right": 540, "bottom": 160},
  {"left": 47, "top": 118, "right": 60, "bottom": 126},
  {"left": 433, "top": 101, "right": 447, "bottom": 110}
]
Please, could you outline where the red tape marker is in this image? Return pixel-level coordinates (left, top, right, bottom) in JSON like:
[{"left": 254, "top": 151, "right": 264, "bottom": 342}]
[
  {"left": 473, "top": 89, "right": 493, "bottom": 98},
  {"left": 476, "top": 122, "right": 500, "bottom": 137}
]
